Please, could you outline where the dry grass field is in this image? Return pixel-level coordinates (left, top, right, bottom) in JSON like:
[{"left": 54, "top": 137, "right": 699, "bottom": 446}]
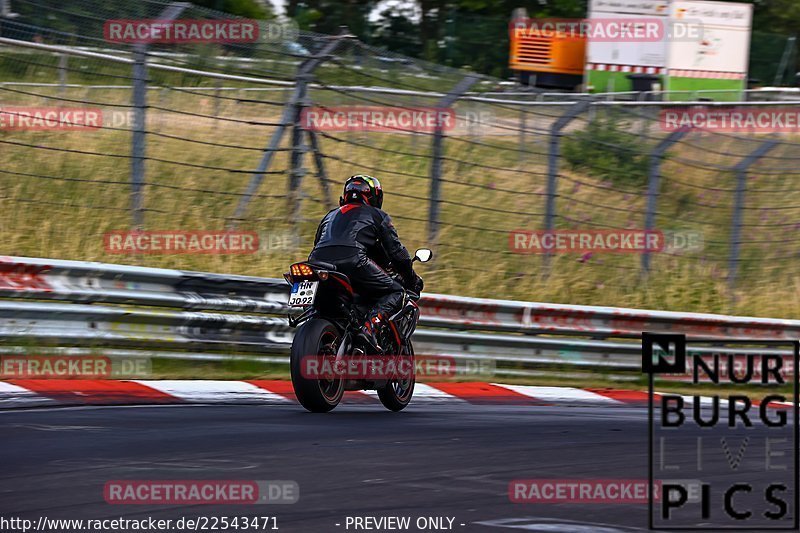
[{"left": 2, "top": 56, "right": 799, "bottom": 319}]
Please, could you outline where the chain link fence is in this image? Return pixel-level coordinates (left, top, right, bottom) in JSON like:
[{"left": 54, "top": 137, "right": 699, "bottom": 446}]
[{"left": 1, "top": 0, "right": 799, "bottom": 318}]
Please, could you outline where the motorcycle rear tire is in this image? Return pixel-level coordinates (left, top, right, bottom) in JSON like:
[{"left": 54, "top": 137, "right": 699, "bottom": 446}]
[{"left": 290, "top": 318, "right": 344, "bottom": 413}]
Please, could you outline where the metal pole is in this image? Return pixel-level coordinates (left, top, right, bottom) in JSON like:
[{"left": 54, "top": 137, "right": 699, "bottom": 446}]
[
  {"left": 641, "top": 129, "right": 689, "bottom": 273},
  {"left": 728, "top": 139, "right": 778, "bottom": 298},
  {"left": 212, "top": 79, "right": 221, "bottom": 130},
  {"left": 774, "top": 36, "right": 796, "bottom": 86},
  {"left": 428, "top": 74, "right": 480, "bottom": 243},
  {"left": 58, "top": 54, "right": 67, "bottom": 98},
  {"left": 543, "top": 100, "right": 591, "bottom": 233},
  {"left": 229, "top": 32, "right": 350, "bottom": 227},
  {"left": 130, "top": 44, "right": 147, "bottom": 229},
  {"left": 307, "top": 129, "right": 332, "bottom": 206},
  {"left": 288, "top": 75, "right": 309, "bottom": 222},
  {"left": 129, "top": 2, "right": 189, "bottom": 229},
  {"left": 228, "top": 101, "right": 293, "bottom": 226},
  {"left": 410, "top": 95, "right": 418, "bottom": 151},
  {"left": 518, "top": 105, "right": 526, "bottom": 165}
]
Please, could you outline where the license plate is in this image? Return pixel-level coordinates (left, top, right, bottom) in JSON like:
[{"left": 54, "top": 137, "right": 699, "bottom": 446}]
[{"left": 289, "top": 281, "right": 318, "bottom": 307}]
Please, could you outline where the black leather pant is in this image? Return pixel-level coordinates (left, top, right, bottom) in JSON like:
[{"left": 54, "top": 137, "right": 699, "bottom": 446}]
[{"left": 309, "top": 246, "right": 404, "bottom": 320}]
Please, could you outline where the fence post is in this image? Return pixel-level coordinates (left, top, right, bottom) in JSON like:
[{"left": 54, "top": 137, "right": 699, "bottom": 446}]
[
  {"left": 287, "top": 74, "right": 309, "bottom": 222},
  {"left": 306, "top": 129, "right": 332, "bottom": 206},
  {"left": 428, "top": 74, "right": 480, "bottom": 243},
  {"left": 130, "top": 44, "right": 147, "bottom": 229},
  {"left": 129, "top": 2, "right": 188, "bottom": 229},
  {"left": 543, "top": 99, "right": 590, "bottom": 269},
  {"left": 212, "top": 79, "right": 221, "bottom": 129},
  {"left": 58, "top": 53, "right": 67, "bottom": 97},
  {"left": 774, "top": 36, "right": 796, "bottom": 86},
  {"left": 641, "top": 128, "right": 690, "bottom": 273},
  {"left": 229, "top": 32, "right": 349, "bottom": 227},
  {"left": 410, "top": 94, "right": 418, "bottom": 151},
  {"left": 518, "top": 104, "right": 526, "bottom": 164},
  {"left": 728, "top": 139, "right": 778, "bottom": 298}
]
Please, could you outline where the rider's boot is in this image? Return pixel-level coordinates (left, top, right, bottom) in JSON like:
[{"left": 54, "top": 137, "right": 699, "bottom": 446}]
[{"left": 358, "top": 313, "right": 385, "bottom": 354}]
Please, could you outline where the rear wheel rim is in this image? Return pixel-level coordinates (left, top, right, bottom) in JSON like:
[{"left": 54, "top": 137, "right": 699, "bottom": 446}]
[{"left": 317, "top": 330, "right": 342, "bottom": 402}]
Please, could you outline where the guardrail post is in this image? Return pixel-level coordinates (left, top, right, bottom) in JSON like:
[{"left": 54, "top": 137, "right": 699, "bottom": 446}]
[
  {"left": 129, "top": 2, "right": 188, "bottom": 229},
  {"left": 641, "top": 128, "right": 690, "bottom": 273},
  {"left": 229, "top": 31, "right": 349, "bottom": 227},
  {"left": 543, "top": 99, "right": 591, "bottom": 270},
  {"left": 728, "top": 139, "right": 779, "bottom": 299},
  {"left": 428, "top": 74, "right": 480, "bottom": 243}
]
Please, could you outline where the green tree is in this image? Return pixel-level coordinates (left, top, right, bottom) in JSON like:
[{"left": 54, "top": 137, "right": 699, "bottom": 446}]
[
  {"left": 191, "top": 0, "right": 272, "bottom": 19},
  {"left": 289, "top": 0, "right": 378, "bottom": 42}
]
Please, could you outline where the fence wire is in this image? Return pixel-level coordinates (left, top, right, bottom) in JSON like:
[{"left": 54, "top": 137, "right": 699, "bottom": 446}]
[{"left": 1, "top": 0, "right": 799, "bottom": 317}]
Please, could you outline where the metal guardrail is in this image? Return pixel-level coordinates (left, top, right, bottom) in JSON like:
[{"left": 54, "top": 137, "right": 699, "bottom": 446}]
[{"left": 1, "top": 256, "right": 798, "bottom": 374}]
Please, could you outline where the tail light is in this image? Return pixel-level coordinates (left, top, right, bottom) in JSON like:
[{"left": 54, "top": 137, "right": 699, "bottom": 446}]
[
  {"left": 290, "top": 263, "right": 314, "bottom": 278},
  {"left": 285, "top": 262, "right": 330, "bottom": 284}
]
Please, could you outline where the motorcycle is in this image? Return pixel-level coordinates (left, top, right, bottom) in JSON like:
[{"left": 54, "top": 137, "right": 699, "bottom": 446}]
[{"left": 284, "top": 248, "right": 433, "bottom": 412}]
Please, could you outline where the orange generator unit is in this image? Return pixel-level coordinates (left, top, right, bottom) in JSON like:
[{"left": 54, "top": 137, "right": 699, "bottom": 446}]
[{"left": 509, "top": 9, "right": 586, "bottom": 90}]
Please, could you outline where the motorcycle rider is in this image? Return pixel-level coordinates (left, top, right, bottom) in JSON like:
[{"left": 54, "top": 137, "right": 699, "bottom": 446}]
[{"left": 308, "top": 175, "right": 423, "bottom": 351}]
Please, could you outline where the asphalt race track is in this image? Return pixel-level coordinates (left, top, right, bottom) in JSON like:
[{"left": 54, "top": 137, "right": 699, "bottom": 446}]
[{"left": 0, "top": 402, "right": 796, "bottom": 532}]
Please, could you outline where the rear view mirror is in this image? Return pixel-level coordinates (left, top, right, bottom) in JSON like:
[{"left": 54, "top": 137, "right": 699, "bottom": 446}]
[{"left": 414, "top": 248, "right": 433, "bottom": 263}]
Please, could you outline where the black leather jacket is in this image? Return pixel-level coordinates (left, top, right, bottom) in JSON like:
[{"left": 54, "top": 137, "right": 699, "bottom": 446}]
[{"left": 312, "top": 202, "right": 414, "bottom": 281}]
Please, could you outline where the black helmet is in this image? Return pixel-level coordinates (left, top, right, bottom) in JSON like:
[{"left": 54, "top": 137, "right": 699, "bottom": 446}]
[{"left": 339, "top": 174, "right": 383, "bottom": 209}]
